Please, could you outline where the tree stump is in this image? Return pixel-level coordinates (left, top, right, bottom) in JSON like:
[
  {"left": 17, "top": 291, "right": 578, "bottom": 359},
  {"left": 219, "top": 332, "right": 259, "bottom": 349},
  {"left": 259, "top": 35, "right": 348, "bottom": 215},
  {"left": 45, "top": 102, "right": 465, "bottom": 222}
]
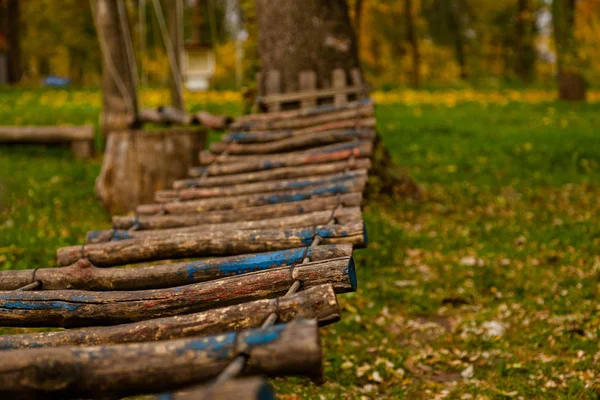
[{"left": 96, "top": 128, "right": 206, "bottom": 214}]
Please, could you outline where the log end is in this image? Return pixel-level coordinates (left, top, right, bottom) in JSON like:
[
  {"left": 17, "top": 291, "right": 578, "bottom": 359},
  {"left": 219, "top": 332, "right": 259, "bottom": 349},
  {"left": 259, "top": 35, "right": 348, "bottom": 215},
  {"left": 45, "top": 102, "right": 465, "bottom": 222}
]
[{"left": 347, "top": 256, "right": 357, "bottom": 292}]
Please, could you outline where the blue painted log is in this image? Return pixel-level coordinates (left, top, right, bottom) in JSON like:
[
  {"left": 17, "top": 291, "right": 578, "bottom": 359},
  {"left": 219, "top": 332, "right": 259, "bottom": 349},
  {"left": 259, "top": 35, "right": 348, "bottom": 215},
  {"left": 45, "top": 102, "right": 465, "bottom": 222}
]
[
  {"left": 155, "top": 170, "right": 367, "bottom": 202},
  {"left": 0, "top": 256, "right": 356, "bottom": 327},
  {"left": 0, "top": 284, "right": 340, "bottom": 349},
  {"left": 56, "top": 221, "right": 365, "bottom": 267},
  {"left": 0, "top": 320, "right": 321, "bottom": 398},
  {"left": 0, "top": 245, "right": 352, "bottom": 291}
]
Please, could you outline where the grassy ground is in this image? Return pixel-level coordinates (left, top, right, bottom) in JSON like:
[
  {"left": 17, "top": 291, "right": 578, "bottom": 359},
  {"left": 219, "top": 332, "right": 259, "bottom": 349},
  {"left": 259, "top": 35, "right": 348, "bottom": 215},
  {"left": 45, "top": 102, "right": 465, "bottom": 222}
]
[{"left": 0, "top": 88, "right": 599, "bottom": 399}]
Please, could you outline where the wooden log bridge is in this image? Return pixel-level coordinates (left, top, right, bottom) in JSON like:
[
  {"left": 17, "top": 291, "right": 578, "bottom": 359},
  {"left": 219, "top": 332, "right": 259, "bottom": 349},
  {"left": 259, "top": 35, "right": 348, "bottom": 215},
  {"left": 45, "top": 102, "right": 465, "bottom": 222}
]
[{"left": 1, "top": 82, "right": 378, "bottom": 398}]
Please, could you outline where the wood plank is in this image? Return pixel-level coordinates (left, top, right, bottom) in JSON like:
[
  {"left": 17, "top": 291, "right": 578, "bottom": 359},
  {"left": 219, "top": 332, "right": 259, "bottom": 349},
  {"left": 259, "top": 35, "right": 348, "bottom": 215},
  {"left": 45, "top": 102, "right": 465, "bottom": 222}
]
[{"left": 0, "top": 126, "right": 94, "bottom": 142}]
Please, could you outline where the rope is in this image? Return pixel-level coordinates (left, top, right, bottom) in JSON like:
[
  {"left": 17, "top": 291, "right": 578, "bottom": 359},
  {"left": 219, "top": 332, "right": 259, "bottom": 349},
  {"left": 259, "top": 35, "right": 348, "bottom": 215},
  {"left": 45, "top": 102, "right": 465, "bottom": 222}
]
[
  {"left": 89, "top": 0, "right": 137, "bottom": 116},
  {"left": 152, "top": 0, "right": 185, "bottom": 108}
]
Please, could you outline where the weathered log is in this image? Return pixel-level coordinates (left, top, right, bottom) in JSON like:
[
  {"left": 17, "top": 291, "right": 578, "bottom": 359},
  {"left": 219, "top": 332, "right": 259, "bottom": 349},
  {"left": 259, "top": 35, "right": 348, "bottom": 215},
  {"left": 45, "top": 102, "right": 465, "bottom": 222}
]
[
  {"left": 0, "top": 257, "right": 356, "bottom": 327},
  {"left": 210, "top": 128, "right": 375, "bottom": 155},
  {"left": 1, "top": 245, "right": 352, "bottom": 291},
  {"left": 199, "top": 139, "right": 373, "bottom": 165},
  {"left": 0, "top": 320, "right": 322, "bottom": 398},
  {"left": 95, "top": 128, "right": 207, "bottom": 213},
  {"left": 138, "top": 108, "right": 232, "bottom": 130},
  {"left": 114, "top": 193, "right": 362, "bottom": 229},
  {"left": 190, "top": 140, "right": 373, "bottom": 177},
  {"left": 0, "top": 125, "right": 95, "bottom": 158},
  {"left": 156, "top": 170, "right": 367, "bottom": 202},
  {"left": 232, "top": 98, "right": 372, "bottom": 127},
  {"left": 89, "top": 208, "right": 361, "bottom": 244},
  {"left": 0, "top": 284, "right": 339, "bottom": 349},
  {"left": 175, "top": 158, "right": 371, "bottom": 189},
  {"left": 223, "top": 117, "right": 375, "bottom": 144},
  {"left": 57, "top": 221, "right": 365, "bottom": 267},
  {"left": 231, "top": 102, "right": 374, "bottom": 131},
  {"left": 153, "top": 378, "right": 276, "bottom": 400},
  {"left": 139, "top": 180, "right": 363, "bottom": 215}
]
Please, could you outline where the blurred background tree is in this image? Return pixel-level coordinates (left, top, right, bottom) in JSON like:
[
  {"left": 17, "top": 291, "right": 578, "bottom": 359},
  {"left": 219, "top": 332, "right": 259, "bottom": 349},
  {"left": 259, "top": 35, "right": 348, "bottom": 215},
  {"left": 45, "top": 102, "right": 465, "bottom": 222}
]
[{"left": 1, "top": 0, "right": 599, "bottom": 100}]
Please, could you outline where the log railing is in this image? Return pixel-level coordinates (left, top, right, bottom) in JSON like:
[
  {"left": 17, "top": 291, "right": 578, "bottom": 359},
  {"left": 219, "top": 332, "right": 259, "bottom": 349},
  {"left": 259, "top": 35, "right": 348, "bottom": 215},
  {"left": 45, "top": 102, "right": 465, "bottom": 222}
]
[{"left": 0, "top": 81, "right": 376, "bottom": 398}]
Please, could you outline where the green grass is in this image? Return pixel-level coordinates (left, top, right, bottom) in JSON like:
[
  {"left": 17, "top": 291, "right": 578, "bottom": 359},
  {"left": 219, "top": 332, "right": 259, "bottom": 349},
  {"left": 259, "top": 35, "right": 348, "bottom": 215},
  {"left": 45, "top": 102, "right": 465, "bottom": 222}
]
[{"left": 1, "top": 89, "right": 599, "bottom": 399}]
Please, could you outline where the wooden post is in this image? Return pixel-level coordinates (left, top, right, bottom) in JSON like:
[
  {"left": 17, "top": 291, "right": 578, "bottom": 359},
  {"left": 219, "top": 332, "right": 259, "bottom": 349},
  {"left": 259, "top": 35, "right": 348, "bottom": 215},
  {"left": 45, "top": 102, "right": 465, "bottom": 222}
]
[
  {"left": 332, "top": 68, "right": 347, "bottom": 106},
  {"left": 0, "top": 320, "right": 322, "bottom": 398},
  {"left": 265, "top": 70, "right": 281, "bottom": 112},
  {"left": 299, "top": 70, "right": 317, "bottom": 109},
  {"left": 0, "top": 285, "right": 340, "bottom": 350}
]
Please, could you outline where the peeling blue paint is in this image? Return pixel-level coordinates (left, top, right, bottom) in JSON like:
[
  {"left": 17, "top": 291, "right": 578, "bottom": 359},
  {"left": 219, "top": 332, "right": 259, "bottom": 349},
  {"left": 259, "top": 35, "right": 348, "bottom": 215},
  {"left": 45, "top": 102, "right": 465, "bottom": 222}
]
[
  {"left": 87, "top": 230, "right": 100, "bottom": 240},
  {"left": 112, "top": 230, "right": 133, "bottom": 241},
  {"left": 345, "top": 257, "right": 358, "bottom": 291},
  {"left": 244, "top": 324, "right": 285, "bottom": 347},
  {"left": 2, "top": 301, "right": 81, "bottom": 312},
  {"left": 177, "top": 248, "right": 311, "bottom": 283},
  {"left": 177, "top": 332, "right": 236, "bottom": 359}
]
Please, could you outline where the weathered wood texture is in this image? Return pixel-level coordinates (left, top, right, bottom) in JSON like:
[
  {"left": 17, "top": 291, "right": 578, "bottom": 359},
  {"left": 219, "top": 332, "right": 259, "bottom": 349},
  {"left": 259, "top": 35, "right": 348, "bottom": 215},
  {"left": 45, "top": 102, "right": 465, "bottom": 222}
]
[
  {"left": 57, "top": 221, "right": 365, "bottom": 267},
  {"left": 113, "top": 193, "right": 362, "bottom": 230},
  {"left": 175, "top": 159, "right": 370, "bottom": 189},
  {"left": 0, "top": 126, "right": 94, "bottom": 158},
  {"left": 138, "top": 180, "right": 363, "bottom": 216},
  {"left": 190, "top": 140, "right": 373, "bottom": 177},
  {"left": 153, "top": 378, "right": 276, "bottom": 400},
  {"left": 88, "top": 208, "right": 361, "bottom": 244},
  {"left": 210, "top": 128, "right": 375, "bottom": 155},
  {"left": 223, "top": 117, "right": 374, "bottom": 146},
  {"left": 231, "top": 107, "right": 372, "bottom": 132},
  {"left": 0, "top": 320, "right": 322, "bottom": 398},
  {"left": 0, "top": 284, "right": 339, "bottom": 350},
  {"left": 232, "top": 98, "right": 371, "bottom": 126},
  {"left": 199, "top": 140, "right": 372, "bottom": 165},
  {"left": 1, "top": 245, "right": 352, "bottom": 291},
  {"left": 139, "top": 107, "right": 232, "bottom": 129},
  {"left": 95, "top": 128, "right": 207, "bottom": 213},
  {"left": 155, "top": 170, "right": 367, "bottom": 202},
  {"left": 0, "top": 257, "right": 355, "bottom": 327}
]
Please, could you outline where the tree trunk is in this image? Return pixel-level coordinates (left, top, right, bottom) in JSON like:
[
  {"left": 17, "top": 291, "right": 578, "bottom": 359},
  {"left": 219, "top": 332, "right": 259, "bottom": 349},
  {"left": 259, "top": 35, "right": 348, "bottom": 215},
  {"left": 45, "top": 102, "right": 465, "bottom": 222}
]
[
  {"left": 167, "top": 0, "right": 185, "bottom": 110},
  {"left": 552, "top": 0, "right": 586, "bottom": 101},
  {"left": 255, "top": 0, "right": 361, "bottom": 93},
  {"left": 514, "top": 0, "right": 535, "bottom": 82},
  {"left": 5, "top": 0, "right": 20, "bottom": 84},
  {"left": 92, "top": 0, "right": 139, "bottom": 133},
  {"left": 404, "top": 0, "right": 420, "bottom": 88},
  {"left": 354, "top": 0, "right": 364, "bottom": 59}
]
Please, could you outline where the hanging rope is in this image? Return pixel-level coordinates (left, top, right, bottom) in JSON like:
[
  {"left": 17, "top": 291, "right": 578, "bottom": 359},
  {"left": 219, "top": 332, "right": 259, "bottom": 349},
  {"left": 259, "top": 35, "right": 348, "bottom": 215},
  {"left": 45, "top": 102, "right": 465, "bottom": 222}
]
[
  {"left": 89, "top": 0, "right": 136, "bottom": 116},
  {"left": 151, "top": 0, "right": 185, "bottom": 107}
]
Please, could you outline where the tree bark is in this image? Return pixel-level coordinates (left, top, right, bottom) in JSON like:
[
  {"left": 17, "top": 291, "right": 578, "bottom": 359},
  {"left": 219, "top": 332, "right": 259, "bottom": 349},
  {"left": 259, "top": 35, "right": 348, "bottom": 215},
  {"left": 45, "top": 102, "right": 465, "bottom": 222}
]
[
  {"left": 155, "top": 170, "right": 367, "bottom": 202},
  {"left": 88, "top": 208, "right": 362, "bottom": 243},
  {"left": 404, "top": 0, "right": 420, "bottom": 88},
  {"left": 552, "top": 0, "right": 586, "bottom": 101},
  {"left": 167, "top": 0, "right": 185, "bottom": 110},
  {"left": 0, "top": 257, "right": 356, "bottom": 327},
  {"left": 354, "top": 0, "right": 364, "bottom": 59},
  {"left": 0, "top": 320, "right": 322, "bottom": 399},
  {"left": 113, "top": 193, "right": 362, "bottom": 230},
  {"left": 151, "top": 378, "right": 276, "bottom": 400},
  {"left": 1, "top": 245, "right": 352, "bottom": 291},
  {"left": 5, "top": 0, "right": 20, "bottom": 84},
  {"left": 0, "top": 284, "right": 340, "bottom": 349},
  {"left": 92, "top": 0, "right": 139, "bottom": 132},
  {"left": 514, "top": 0, "right": 535, "bottom": 82},
  {"left": 56, "top": 221, "right": 365, "bottom": 267},
  {"left": 255, "top": 0, "right": 361, "bottom": 93}
]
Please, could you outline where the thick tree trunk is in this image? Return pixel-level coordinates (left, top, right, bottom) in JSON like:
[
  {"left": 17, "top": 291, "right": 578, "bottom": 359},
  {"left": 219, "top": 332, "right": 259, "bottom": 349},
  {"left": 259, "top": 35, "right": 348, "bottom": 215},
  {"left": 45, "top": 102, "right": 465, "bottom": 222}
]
[
  {"left": 255, "top": 0, "right": 361, "bottom": 93},
  {"left": 514, "top": 0, "right": 535, "bottom": 82},
  {"left": 92, "top": 0, "right": 139, "bottom": 132},
  {"left": 404, "top": 0, "right": 420, "bottom": 88},
  {"left": 4, "top": 0, "right": 20, "bottom": 84},
  {"left": 552, "top": 0, "right": 586, "bottom": 101}
]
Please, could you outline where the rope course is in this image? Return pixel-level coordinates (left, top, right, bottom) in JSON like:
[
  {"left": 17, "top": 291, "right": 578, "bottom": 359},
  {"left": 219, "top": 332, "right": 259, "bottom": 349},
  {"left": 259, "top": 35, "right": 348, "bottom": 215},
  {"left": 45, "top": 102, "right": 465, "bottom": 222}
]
[{"left": 0, "top": 73, "right": 375, "bottom": 399}]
